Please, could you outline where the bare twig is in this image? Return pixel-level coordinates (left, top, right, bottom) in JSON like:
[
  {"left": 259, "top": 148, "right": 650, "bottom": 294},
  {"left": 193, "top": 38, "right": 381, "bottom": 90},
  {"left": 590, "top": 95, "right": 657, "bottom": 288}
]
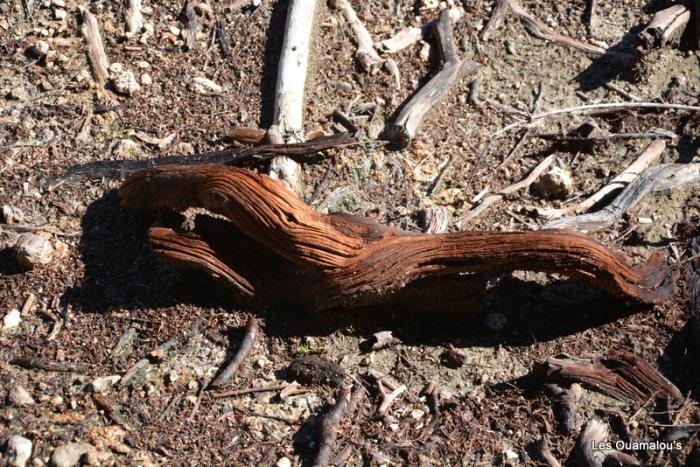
[
  {"left": 216, "top": 19, "right": 232, "bottom": 57},
  {"left": 377, "top": 8, "right": 463, "bottom": 54},
  {"left": 460, "top": 154, "right": 555, "bottom": 224},
  {"left": 509, "top": 0, "right": 635, "bottom": 61},
  {"left": 331, "top": 0, "right": 381, "bottom": 72},
  {"left": 119, "top": 337, "right": 180, "bottom": 386},
  {"left": 210, "top": 316, "right": 259, "bottom": 388},
  {"left": 313, "top": 386, "right": 351, "bottom": 467},
  {"left": 389, "top": 9, "right": 477, "bottom": 148},
  {"left": 11, "top": 357, "right": 88, "bottom": 373},
  {"left": 111, "top": 327, "right": 137, "bottom": 359},
  {"left": 79, "top": 7, "right": 110, "bottom": 84}
]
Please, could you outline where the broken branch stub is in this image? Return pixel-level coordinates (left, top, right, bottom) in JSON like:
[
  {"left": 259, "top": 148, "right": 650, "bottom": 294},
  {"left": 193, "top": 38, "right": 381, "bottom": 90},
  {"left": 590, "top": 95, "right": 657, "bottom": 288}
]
[
  {"left": 636, "top": 4, "right": 691, "bottom": 55},
  {"left": 389, "top": 9, "right": 477, "bottom": 148},
  {"left": 118, "top": 164, "right": 674, "bottom": 313}
]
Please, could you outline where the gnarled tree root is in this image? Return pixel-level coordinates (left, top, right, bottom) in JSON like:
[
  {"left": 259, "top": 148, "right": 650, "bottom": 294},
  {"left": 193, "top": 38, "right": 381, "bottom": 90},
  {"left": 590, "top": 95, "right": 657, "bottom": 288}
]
[{"left": 118, "top": 165, "right": 675, "bottom": 312}]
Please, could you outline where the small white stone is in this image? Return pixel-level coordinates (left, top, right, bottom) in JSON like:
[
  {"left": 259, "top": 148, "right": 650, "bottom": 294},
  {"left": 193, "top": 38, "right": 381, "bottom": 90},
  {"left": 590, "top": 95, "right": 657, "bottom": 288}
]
[
  {"left": 638, "top": 217, "right": 653, "bottom": 225},
  {"left": 418, "top": 42, "right": 431, "bottom": 62},
  {"left": 51, "top": 442, "right": 90, "bottom": 467},
  {"left": 8, "top": 87, "right": 28, "bottom": 101},
  {"left": 410, "top": 409, "right": 425, "bottom": 419},
  {"left": 276, "top": 457, "right": 291, "bottom": 467},
  {"left": 30, "top": 40, "right": 50, "bottom": 56},
  {"left": 15, "top": 233, "right": 54, "bottom": 270},
  {"left": 2, "top": 205, "right": 24, "bottom": 224},
  {"left": 167, "top": 370, "right": 178, "bottom": 383},
  {"left": 51, "top": 0, "right": 66, "bottom": 7},
  {"left": 532, "top": 167, "right": 573, "bottom": 199},
  {"left": 505, "top": 449, "right": 519, "bottom": 461},
  {"left": 111, "top": 70, "right": 141, "bottom": 96},
  {"left": 388, "top": 423, "right": 400, "bottom": 431},
  {"left": 140, "top": 73, "right": 152, "bottom": 86},
  {"left": 8, "top": 435, "right": 33, "bottom": 467},
  {"left": 3, "top": 309, "right": 22, "bottom": 330},
  {"left": 135, "top": 60, "right": 151, "bottom": 69},
  {"left": 90, "top": 375, "right": 120, "bottom": 393},
  {"left": 109, "top": 62, "right": 124, "bottom": 74},
  {"left": 111, "top": 139, "right": 142, "bottom": 159},
  {"left": 54, "top": 9, "right": 67, "bottom": 20},
  {"left": 191, "top": 77, "right": 222, "bottom": 94},
  {"left": 169, "top": 26, "right": 181, "bottom": 36},
  {"left": 421, "top": 0, "right": 439, "bottom": 9},
  {"left": 10, "top": 385, "right": 35, "bottom": 406}
]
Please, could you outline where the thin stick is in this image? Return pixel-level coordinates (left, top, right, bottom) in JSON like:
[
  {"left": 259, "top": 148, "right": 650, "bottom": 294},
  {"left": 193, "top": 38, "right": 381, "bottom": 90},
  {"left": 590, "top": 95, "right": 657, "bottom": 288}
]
[
  {"left": 211, "top": 384, "right": 290, "bottom": 399},
  {"left": 216, "top": 19, "right": 232, "bottom": 57},
  {"left": 0, "top": 223, "right": 80, "bottom": 237},
  {"left": 181, "top": 0, "right": 198, "bottom": 50},
  {"left": 389, "top": 9, "right": 477, "bottom": 148},
  {"left": 493, "top": 101, "right": 700, "bottom": 139},
  {"left": 378, "top": 8, "right": 463, "bottom": 54},
  {"left": 460, "top": 154, "right": 555, "bottom": 224},
  {"left": 79, "top": 7, "right": 110, "bottom": 84},
  {"left": 268, "top": 0, "right": 318, "bottom": 196},
  {"left": 210, "top": 316, "right": 259, "bottom": 388},
  {"left": 537, "top": 129, "right": 677, "bottom": 143},
  {"left": 509, "top": 0, "right": 634, "bottom": 61},
  {"left": 331, "top": 0, "right": 381, "bottom": 72},
  {"left": 11, "top": 357, "right": 88, "bottom": 373},
  {"left": 313, "top": 387, "right": 351, "bottom": 467}
]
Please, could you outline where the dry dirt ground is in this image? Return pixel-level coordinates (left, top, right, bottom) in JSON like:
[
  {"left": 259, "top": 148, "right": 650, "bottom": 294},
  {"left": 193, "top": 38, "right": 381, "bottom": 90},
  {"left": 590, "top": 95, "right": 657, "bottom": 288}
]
[{"left": 2, "top": 0, "right": 700, "bottom": 465}]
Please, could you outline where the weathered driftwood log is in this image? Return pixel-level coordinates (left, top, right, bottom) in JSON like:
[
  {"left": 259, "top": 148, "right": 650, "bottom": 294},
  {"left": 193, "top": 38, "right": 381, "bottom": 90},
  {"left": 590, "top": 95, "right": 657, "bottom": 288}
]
[
  {"left": 389, "top": 9, "right": 477, "bottom": 148},
  {"left": 636, "top": 4, "right": 691, "bottom": 55},
  {"left": 538, "top": 350, "right": 683, "bottom": 404},
  {"left": 118, "top": 165, "right": 675, "bottom": 312}
]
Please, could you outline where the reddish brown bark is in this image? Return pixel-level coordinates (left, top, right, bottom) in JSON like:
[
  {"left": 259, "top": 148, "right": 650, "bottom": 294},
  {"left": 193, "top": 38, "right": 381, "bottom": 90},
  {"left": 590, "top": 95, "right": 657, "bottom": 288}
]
[{"left": 118, "top": 165, "right": 674, "bottom": 312}]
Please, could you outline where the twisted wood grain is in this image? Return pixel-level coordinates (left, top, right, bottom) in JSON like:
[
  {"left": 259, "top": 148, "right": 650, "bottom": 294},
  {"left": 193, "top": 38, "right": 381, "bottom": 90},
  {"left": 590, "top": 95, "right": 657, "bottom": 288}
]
[{"left": 118, "top": 165, "right": 674, "bottom": 312}]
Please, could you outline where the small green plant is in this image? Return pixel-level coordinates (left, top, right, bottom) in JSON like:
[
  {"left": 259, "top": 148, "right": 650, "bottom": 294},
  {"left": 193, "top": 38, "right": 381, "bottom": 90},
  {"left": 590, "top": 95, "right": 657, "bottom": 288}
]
[{"left": 296, "top": 343, "right": 325, "bottom": 356}]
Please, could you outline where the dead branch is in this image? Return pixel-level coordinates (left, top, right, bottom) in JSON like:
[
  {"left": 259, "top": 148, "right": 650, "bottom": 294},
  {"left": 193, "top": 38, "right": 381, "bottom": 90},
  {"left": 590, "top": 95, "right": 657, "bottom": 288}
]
[
  {"left": 460, "top": 154, "right": 555, "bottom": 224},
  {"left": 79, "top": 7, "right": 110, "bottom": 84},
  {"left": 509, "top": 0, "right": 635, "bottom": 61},
  {"left": 330, "top": 0, "right": 381, "bottom": 72},
  {"left": 542, "top": 163, "right": 700, "bottom": 231},
  {"left": 636, "top": 4, "right": 691, "bottom": 55},
  {"left": 377, "top": 8, "right": 463, "bottom": 54},
  {"left": 210, "top": 316, "right": 259, "bottom": 388},
  {"left": 481, "top": 0, "right": 510, "bottom": 41},
  {"left": 10, "top": 357, "right": 88, "bottom": 373},
  {"left": 56, "top": 132, "right": 357, "bottom": 182},
  {"left": 211, "top": 383, "right": 289, "bottom": 399},
  {"left": 223, "top": 127, "right": 268, "bottom": 145},
  {"left": 494, "top": 102, "right": 700, "bottom": 139},
  {"left": 267, "top": 0, "right": 318, "bottom": 196},
  {"left": 313, "top": 386, "right": 351, "bottom": 467},
  {"left": 124, "top": 0, "right": 143, "bottom": 36},
  {"left": 389, "top": 9, "right": 477, "bottom": 148},
  {"left": 118, "top": 164, "right": 676, "bottom": 312},
  {"left": 539, "top": 350, "right": 684, "bottom": 404},
  {"left": 538, "top": 140, "right": 666, "bottom": 220}
]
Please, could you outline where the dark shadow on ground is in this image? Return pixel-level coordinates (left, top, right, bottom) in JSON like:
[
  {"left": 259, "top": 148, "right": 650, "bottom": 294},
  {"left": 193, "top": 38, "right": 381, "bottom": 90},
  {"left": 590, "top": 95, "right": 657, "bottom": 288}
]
[{"left": 259, "top": 1, "right": 290, "bottom": 129}]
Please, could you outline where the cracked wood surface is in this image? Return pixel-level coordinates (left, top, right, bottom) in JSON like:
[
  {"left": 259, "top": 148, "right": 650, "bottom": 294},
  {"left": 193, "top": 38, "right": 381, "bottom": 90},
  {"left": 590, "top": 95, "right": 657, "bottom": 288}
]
[{"left": 118, "top": 165, "right": 675, "bottom": 312}]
